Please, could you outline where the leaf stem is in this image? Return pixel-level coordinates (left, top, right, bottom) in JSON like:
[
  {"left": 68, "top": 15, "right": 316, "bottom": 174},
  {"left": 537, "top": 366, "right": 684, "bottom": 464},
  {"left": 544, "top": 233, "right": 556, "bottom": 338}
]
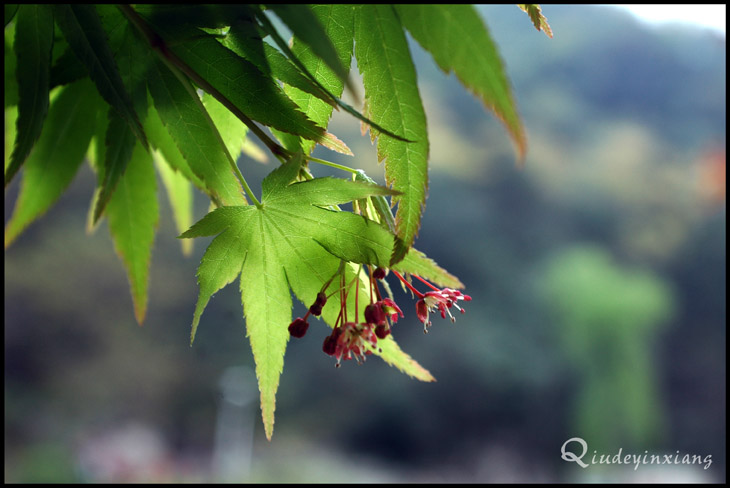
[{"left": 305, "top": 155, "right": 358, "bottom": 174}]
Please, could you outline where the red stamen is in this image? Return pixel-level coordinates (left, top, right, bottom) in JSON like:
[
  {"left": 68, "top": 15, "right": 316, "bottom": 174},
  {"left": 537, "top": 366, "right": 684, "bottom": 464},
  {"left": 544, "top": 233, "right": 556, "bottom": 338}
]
[
  {"left": 413, "top": 274, "right": 440, "bottom": 292},
  {"left": 391, "top": 270, "right": 424, "bottom": 298}
]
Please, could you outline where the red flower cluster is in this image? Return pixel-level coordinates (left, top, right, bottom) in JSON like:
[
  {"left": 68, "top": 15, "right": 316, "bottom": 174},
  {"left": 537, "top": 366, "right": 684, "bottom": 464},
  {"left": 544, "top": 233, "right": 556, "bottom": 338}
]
[
  {"left": 415, "top": 288, "right": 472, "bottom": 331},
  {"left": 288, "top": 265, "right": 471, "bottom": 366}
]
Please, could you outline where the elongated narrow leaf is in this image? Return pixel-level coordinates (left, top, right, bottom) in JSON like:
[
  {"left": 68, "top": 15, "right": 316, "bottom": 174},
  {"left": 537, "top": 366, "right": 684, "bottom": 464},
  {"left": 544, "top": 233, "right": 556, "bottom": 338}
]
[
  {"left": 275, "top": 4, "right": 353, "bottom": 155},
  {"left": 181, "top": 155, "right": 433, "bottom": 439},
  {"left": 517, "top": 4, "right": 553, "bottom": 38},
  {"left": 5, "top": 79, "right": 100, "bottom": 248},
  {"left": 147, "top": 58, "right": 245, "bottom": 207},
  {"left": 5, "top": 106, "right": 18, "bottom": 172},
  {"left": 94, "top": 21, "right": 150, "bottom": 222},
  {"left": 223, "top": 22, "right": 335, "bottom": 109},
  {"left": 144, "top": 104, "right": 205, "bottom": 191},
  {"left": 394, "top": 4, "right": 527, "bottom": 160},
  {"left": 114, "top": 23, "right": 151, "bottom": 121},
  {"left": 265, "top": 5, "right": 349, "bottom": 87},
  {"left": 4, "top": 23, "right": 18, "bottom": 107},
  {"left": 83, "top": 111, "right": 109, "bottom": 235},
  {"left": 137, "top": 16, "right": 347, "bottom": 154},
  {"left": 106, "top": 141, "right": 159, "bottom": 325},
  {"left": 6, "top": 4, "right": 54, "bottom": 187},
  {"left": 239, "top": 212, "right": 292, "bottom": 442},
  {"left": 93, "top": 110, "right": 136, "bottom": 223},
  {"left": 266, "top": 5, "right": 409, "bottom": 155},
  {"left": 53, "top": 4, "right": 147, "bottom": 148},
  {"left": 354, "top": 5, "right": 429, "bottom": 262},
  {"left": 92, "top": 23, "right": 153, "bottom": 223},
  {"left": 154, "top": 151, "right": 193, "bottom": 256},
  {"left": 87, "top": 100, "right": 111, "bottom": 173}
]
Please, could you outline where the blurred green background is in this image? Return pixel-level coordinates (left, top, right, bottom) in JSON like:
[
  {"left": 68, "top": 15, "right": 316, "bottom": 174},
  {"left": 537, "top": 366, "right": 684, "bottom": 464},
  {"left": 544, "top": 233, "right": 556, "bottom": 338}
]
[{"left": 4, "top": 5, "right": 726, "bottom": 483}]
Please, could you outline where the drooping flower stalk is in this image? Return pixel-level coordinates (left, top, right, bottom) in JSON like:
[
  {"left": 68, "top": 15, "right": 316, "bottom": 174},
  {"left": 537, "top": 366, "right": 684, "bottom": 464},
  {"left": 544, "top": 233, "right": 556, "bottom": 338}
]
[
  {"left": 290, "top": 261, "right": 471, "bottom": 364},
  {"left": 392, "top": 270, "right": 472, "bottom": 333}
]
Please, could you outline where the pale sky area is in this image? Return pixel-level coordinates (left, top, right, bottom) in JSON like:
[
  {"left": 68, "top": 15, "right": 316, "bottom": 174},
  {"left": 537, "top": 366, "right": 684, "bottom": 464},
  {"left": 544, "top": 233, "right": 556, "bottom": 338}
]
[{"left": 609, "top": 4, "right": 726, "bottom": 35}]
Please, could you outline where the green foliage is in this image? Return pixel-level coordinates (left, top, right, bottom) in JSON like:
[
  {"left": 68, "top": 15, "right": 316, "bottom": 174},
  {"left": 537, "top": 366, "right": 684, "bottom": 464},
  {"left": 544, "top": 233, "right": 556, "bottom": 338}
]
[
  {"left": 106, "top": 142, "right": 159, "bottom": 324},
  {"left": 395, "top": 4, "right": 527, "bottom": 160},
  {"left": 52, "top": 5, "right": 148, "bottom": 149},
  {"left": 181, "top": 154, "right": 450, "bottom": 437},
  {"left": 6, "top": 79, "right": 101, "bottom": 247},
  {"left": 4, "top": 4, "right": 543, "bottom": 439},
  {"left": 146, "top": 57, "right": 245, "bottom": 206},
  {"left": 354, "top": 5, "right": 429, "bottom": 263},
  {"left": 6, "top": 5, "right": 53, "bottom": 186},
  {"left": 541, "top": 246, "right": 674, "bottom": 448},
  {"left": 273, "top": 4, "right": 355, "bottom": 155}
]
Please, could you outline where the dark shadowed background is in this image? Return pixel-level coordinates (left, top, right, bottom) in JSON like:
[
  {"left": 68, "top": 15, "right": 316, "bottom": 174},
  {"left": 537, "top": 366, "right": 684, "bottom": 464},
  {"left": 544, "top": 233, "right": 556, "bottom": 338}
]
[{"left": 5, "top": 5, "right": 725, "bottom": 483}]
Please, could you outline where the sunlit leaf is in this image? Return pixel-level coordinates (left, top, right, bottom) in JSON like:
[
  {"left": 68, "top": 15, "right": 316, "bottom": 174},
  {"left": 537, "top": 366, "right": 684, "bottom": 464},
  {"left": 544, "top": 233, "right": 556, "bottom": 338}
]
[
  {"left": 4, "top": 23, "right": 18, "bottom": 107},
  {"left": 180, "top": 154, "right": 435, "bottom": 439},
  {"left": 136, "top": 16, "right": 347, "bottom": 154},
  {"left": 144, "top": 103, "right": 205, "bottom": 192},
  {"left": 274, "top": 4, "right": 354, "bottom": 155},
  {"left": 146, "top": 57, "right": 245, "bottom": 207},
  {"left": 269, "top": 5, "right": 409, "bottom": 154},
  {"left": 517, "top": 4, "right": 553, "bottom": 38},
  {"left": 354, "top": 5, "right": 429, "bottom": 262},
  {"left": 395, "top": 4, "right": 527, "bottom": 161},
  {"left": 92, "top": 109, "right": 136, "bottom": 223},
  {"left": 265, "top": 4, "right": 349, "bottom": 86},
  {"left": 106, "top": 141, "right": 159, "bottom": 324},
  {"left": 5, "top": 79, "right": 100, "bottom": 248},
  {"left": 223, "top": 21, "right": 335, "bottom": 109},
  {"left": 5, "top": 106, "right": 18, "bottom": 172}
]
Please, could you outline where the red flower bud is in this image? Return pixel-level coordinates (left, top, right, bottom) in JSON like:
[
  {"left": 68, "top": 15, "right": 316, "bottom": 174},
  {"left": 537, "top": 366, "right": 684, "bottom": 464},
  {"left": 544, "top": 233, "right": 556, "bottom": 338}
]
[
  {"left": 322, "top": 328, "right": 343, "bottom": 356},
  {"left": 364, "top": 303, "right": 386, "bottom": 325},
  {"left": 288, "top": 317, "right": 309, "bottom": 338},
  {"left": 375, "top": 323, "right": 390, "bottom": 339}
]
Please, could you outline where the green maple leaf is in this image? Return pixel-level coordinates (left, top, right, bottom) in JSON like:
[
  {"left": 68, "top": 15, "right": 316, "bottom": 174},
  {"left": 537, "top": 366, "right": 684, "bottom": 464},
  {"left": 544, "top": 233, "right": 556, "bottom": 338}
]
[
  {"left": 354, "top": 5, "right": 429, "bottom": 261},
  {"left": 395, "top": 4, "right": 527, "bottom": 161},
  {"left": 181, "top": 154, "right": 449, "bottom": 439}
]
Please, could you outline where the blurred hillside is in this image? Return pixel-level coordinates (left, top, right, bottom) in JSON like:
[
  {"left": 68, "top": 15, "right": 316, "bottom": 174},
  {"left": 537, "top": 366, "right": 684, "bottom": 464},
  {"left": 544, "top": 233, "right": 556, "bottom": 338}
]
[{"left": 4, "top": 5, "right": 726, "bottom": 483}]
